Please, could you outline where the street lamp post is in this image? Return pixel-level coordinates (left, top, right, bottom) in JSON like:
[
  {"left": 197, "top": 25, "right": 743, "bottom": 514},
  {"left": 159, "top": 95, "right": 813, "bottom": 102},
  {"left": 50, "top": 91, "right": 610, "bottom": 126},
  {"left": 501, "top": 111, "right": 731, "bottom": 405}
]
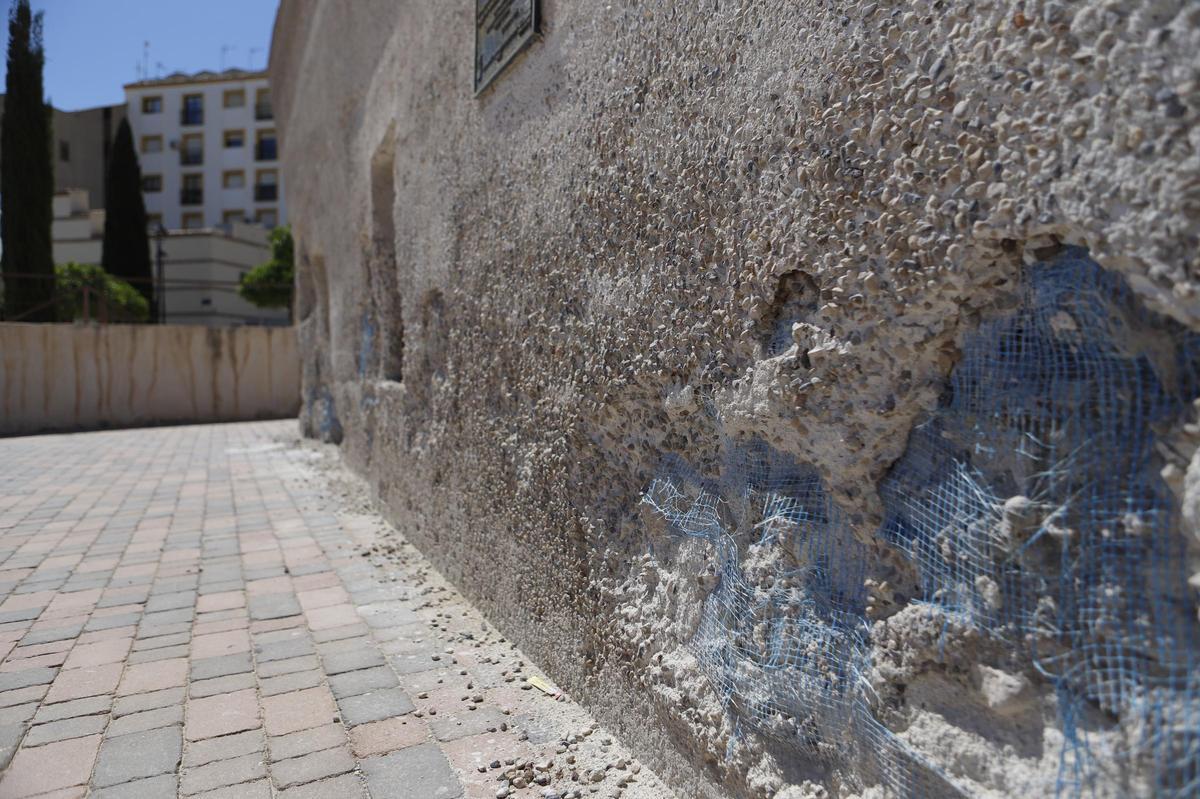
[{"left": 155, "top": 224, "right": 167, "bottom": 324}]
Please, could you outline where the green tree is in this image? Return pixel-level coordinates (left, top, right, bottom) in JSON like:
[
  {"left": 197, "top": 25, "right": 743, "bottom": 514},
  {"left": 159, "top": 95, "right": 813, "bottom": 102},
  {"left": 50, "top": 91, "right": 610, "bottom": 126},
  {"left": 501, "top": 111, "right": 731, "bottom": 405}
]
[
  {"left": 239, "top": 225, "right": 294, "bottom": 311},
  {"left": 101, "top": 118, "right": 153, "bottom": 312},
  {"left": 0, "top": 0, "right": 54, "bottom": 321},
  {"left": 54, "top": 262, "right": 149, "bottom": 323}
]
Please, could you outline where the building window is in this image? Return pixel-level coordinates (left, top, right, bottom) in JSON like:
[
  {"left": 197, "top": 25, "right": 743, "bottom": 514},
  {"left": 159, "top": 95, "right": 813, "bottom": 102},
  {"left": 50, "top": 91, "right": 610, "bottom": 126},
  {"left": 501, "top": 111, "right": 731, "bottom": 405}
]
[
  {"left": 181, "top": 94, "right": 204, "bottom": 125},
  {"left": 182, "top": 212, "right": 204, "bottom": 230},
  {"left": 142, "top": 96, "right": 162, "bottom": 114},
  {"left": 223, "top": 170, "right": 246, "bottom": 189},
  {"left": 146, "top": 213, "right": 163, "bottom": 230},
  {"left": 255, "top": 88, "right": 273, "bottom": 121},
  {"left": 58, "top": 140, "right": 70, "bottom": 162},
  {"left": 141, "top": 135, "right": 163, "bottom": 154},
  {"left": 223, "top": 89, "right": 245, "bottom": 108},
  {"left": 223, "top": 129, "right": 245, "bottom": 149},
  {"left": 180, "top": 133, "right": 204, "bottom": 166},
  {"left": 181, "top": 174, "right": 203, "bottom": 206},
  {"left": 255, "top": 129, "right": 277, "bottom": 161},
  {"left": 254, "top": 169, "right": 278, "bottom": 202},
  {"left": 142, "top": 174, "right": 163, "bottom": 193},
  {"left": 255, "top": 208, "right": 278, "bottom": 229},
  {"left": 223, "top": 210, "right": 245, "bottom": 225}
]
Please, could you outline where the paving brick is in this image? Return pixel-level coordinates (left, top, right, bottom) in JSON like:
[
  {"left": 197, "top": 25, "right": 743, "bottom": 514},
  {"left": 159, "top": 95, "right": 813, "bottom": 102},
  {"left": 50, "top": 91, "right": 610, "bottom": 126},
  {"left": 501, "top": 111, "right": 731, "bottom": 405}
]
[
  {"left": 191, "top": 778, "right": 272, "bottom": 799},
  {"left": 23, "top": 713, "right": 109, "bottom": 746},
  {"left": 106, "top": 705, "right": 183, "bottom": 737},
  {"left": 337, "top": 687, "right": 415, "bottom": 727},
  {"left": 33, "top": 694, "right": 111, "bottom": 723},
  {"left": 112, "top": 687, "right": 185, "bottom": 718},
  {"left": 253, "top": 636, "right": 315, "bottom": 663},
  {"left": 255, "top": 654, "right": 320, "bottom": 679},
  {"left": 350, "top": 715, "right": 429, "bottom": 757},
  {"left": 0, "top": 721, "right": 25, "bottom": 770},
  {"left": 361, "top": 742, "right": 463, "bottom": 799},
  {"left": 184, "top": 727, "right": 265, "bottom": 768},
  {"left": 93, "top": 725, "right": 183, "bottom": 787},
  {"left": 90, "top": 773, "right": 179, "bottom": 799},
  {"left": 277, "top": 774, "right": 367, "bottom": 799},
  {"left": 0, "top": 684, "right": 48, "bottom": 708},
  {"left": 0, "top": 733, "right": 101, "bottom": 796},
  {"left": 267, "top": 722, "right": 346, "bottom": 762},
  {"left": 248, "top": 593, "right": 301, "bottom": 621},
  {"left": 186, "top": 688, "right": 260, "bottom": 740},
  {"left": 44, "top": 663, "right": 123, "bottom": 704},
  {"left": 328, "top": 665, "right": 400, "bottom": 699},
  {"left": 180, "top": 751, "right": 268, "bottom": 796},
  {"left": 117, "top": 658, "right": 188, "bottom": 695},
  {"left": 259, "top": 669, "right": 323, "bottom": 697},
  {"left": 190, "top": 652, "right": 253, "bottom": 680},
  {"left": 262, "top": 686, "right": 337, "bottom": 737},
  {"left": 272, "top": 746, "right": 356, "bottom": 790},
  {"left": 62, "top": 637, "right": 133, "bottom": 669},
  {"left": 320, "top": 645, "right": 386, "bottom": 676},
  {"left": 189, "top": 671, "right": 257, "bottom": 699}
]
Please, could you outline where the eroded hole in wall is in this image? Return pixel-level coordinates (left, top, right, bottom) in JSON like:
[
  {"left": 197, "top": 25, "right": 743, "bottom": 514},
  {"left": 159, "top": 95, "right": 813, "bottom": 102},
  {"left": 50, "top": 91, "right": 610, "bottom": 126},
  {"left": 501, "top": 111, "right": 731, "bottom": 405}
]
[
  {"left": 369, "top": 126, "right": 404, "bottom": 383},
  {"left": 761, "top": 269, "right": 820, "bottom": 358}
]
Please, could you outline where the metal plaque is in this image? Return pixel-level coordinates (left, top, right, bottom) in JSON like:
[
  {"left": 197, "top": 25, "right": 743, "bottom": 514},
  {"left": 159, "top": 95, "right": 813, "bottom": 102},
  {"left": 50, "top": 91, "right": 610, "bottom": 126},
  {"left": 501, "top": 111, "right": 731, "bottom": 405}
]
[{"left": 475, "top": 0, "right": 538, "bottom": 94}]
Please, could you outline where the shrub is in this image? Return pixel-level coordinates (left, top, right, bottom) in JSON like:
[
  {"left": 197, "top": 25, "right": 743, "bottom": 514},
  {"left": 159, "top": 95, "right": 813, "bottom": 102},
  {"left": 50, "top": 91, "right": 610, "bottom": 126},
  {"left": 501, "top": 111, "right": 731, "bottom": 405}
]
[
  {"left": 239, "top": 225, "right": 294, "bottom": 310},
  {"left": 55, "top": 262, "right": 150, "bottom": 322}
]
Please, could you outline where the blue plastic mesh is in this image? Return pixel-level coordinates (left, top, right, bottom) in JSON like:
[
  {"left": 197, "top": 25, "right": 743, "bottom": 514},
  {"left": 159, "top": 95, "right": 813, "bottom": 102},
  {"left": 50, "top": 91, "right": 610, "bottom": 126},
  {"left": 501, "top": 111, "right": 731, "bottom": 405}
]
[{"left": 643, "top": 249, "right": 1200, "bottom": 797}]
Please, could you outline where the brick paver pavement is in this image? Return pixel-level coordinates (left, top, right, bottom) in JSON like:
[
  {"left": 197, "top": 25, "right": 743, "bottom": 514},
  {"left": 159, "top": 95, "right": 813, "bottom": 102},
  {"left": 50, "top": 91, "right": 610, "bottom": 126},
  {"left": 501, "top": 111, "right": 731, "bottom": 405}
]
[{"left": 0, "top": 422, "right": 673, "bottom": 799}]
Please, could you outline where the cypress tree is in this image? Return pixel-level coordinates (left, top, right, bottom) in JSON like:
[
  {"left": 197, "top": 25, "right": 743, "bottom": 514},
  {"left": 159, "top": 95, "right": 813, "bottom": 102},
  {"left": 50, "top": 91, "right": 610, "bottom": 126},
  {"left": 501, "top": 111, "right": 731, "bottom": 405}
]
[
  {"left": 102, "top": 118, "right": 153, "bottom": 311},
  {"left": 0, "top": 0, "right": 54, "bottom": 322}
]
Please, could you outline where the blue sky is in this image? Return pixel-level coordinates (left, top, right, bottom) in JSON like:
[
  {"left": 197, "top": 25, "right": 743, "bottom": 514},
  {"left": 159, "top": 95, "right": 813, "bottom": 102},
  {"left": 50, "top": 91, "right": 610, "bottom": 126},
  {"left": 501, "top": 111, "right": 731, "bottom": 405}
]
[{"left": 2, "top": 0, "right": 280, "bottom": 111}]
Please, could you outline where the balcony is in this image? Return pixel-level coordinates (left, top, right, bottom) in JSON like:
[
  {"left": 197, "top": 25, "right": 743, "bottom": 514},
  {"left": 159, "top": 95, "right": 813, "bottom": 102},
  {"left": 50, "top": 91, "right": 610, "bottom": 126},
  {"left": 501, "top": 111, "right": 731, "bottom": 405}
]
[
  {"left": 254, "top": 184, "right": 278, "bottom": 202},
  {"left": 255, "top": 103, "right": 273, "bottom": 121},
  {"left": 255, "top": 141, "right": 277, "bottom": 161},
  {"left": 180, "top": 109, "right": 204, "bottom": 126},
  {"left": 180, "top": 150, "right": 203, "bottom": 166},
  {"left": 180, "top": 189, "right": 204, "bottom": 206}
]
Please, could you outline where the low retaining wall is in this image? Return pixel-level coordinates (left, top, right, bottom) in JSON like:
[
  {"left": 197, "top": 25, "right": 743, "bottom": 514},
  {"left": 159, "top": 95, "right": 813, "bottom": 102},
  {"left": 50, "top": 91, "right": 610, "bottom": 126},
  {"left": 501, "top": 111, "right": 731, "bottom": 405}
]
[{"left": 0, "top": 323, "right": 299, "bottom": 436}]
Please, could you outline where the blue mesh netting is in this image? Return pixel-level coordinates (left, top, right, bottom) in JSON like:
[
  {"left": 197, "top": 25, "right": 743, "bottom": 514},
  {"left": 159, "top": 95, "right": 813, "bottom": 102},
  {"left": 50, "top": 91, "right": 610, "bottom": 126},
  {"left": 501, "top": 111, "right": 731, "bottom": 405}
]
[{"left": 643, "top": 249, "right": 1200, "bottom": 797}]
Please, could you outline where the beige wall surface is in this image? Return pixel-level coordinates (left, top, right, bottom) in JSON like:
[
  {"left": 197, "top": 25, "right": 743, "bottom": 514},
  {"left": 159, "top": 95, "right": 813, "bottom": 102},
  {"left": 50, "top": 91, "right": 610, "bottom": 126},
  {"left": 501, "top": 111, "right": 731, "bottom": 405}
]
[{"left": 0, "top": 323, "right": 299, "bottom": 436}]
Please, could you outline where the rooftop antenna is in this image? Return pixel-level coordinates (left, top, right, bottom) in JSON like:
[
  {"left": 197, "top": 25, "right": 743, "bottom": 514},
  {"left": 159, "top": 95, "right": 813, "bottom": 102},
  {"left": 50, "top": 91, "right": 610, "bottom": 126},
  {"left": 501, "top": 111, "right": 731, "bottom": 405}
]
[
  {"left": 155, "top": 62, "right": 166, "bottom": 80},
  {"left": 248, "top": 47, "right": 261, "bottom": 70},
  {"left": 220, "top": 45, "right": 235, "bottom": 70},
  {"left": 142, "top": 41, "right": 150, "bottom": 82}
]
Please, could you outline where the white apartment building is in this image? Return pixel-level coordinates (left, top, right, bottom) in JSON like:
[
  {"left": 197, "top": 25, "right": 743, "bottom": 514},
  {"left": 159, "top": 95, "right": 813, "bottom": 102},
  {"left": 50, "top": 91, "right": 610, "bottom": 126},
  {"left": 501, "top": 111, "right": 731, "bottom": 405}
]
[{"left": 124, "top": 69, "right": 285, "bottom": 232}]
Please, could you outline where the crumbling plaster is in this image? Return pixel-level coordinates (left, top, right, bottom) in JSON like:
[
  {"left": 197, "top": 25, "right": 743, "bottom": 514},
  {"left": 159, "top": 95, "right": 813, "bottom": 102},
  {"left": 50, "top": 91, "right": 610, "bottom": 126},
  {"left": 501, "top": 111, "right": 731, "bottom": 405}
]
[{"left": 271, "top": 1, "right": 1200, "bottom": 796}]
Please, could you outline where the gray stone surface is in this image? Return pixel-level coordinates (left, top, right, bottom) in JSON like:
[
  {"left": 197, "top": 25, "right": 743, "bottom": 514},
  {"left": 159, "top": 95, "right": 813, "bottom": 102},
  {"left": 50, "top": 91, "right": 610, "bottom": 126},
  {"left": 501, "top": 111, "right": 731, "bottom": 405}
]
[
  {"left": 360, "top": 743, "right": 463, "bottom": 799},
  {"left": 271, "top": 746, "right": 356, "bottom": 790},
  {"left": 93, "top": 725, "right": 183, "bottom": 787},
  {"left": 336, "top": 688, "right": 414, "bottom": 728}
]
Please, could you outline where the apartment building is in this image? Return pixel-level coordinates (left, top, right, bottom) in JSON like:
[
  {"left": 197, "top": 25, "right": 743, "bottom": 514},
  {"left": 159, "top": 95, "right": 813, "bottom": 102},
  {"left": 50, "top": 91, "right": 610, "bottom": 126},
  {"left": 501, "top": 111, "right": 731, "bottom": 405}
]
[
  {"left": 0, "top": 96, "right": 126, "bottom": 206},
  {"left": 124, "top": 69, "right": 284, "bottom": 232}
]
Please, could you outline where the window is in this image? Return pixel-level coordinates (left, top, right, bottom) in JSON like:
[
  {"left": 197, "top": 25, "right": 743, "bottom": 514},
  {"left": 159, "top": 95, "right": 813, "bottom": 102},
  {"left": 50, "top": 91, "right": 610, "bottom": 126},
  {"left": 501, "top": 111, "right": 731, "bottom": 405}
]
[
  {"left": 181, "top": 173, "right": 203, "bottom": 205},
  {"left": 182, "top": 212, "right": 204, "bottom": 230},
  {"left": 181, "top": 134, "right": 203, "bottom": 166},
  {"left": 223, "top": 210, "right": 245, "bottom": 225},
  {"left": 223, "top": 89, "right": 245, "bottom": 108},
  {"left": 59, "top": 141, "right": 70, "bottom": 162},
  {"left": 223, "top": 129, "right": 245, "bottom": 149},
  {"left": 142, "top": 96, "right": 162, "bottom": 114},
  {"left": 181, "top": 94, "right": 204, "bottom": 125},
  {"left": 146, "top": 213, "right": 163, "bottom": 230},
  {"left": 255, "top": 88, "right": 273, "bottom": 120},
  {"left": 141, "top": 135, "right": 163, "bottom": 154},
  {"left": 255, "top": 208, "right": 278, "bottom": 229},
  {"left": 254, "top": 169, "right": 278, "bottom": 201},
  {"left": 142, "top": 174, "right": 163, "bottom": 193},
  {"left": 223, "top": 170, "right": 245, "bottom": 189},
  {"left": 255, "top": 129, "right": 277, "bottom": 161}
]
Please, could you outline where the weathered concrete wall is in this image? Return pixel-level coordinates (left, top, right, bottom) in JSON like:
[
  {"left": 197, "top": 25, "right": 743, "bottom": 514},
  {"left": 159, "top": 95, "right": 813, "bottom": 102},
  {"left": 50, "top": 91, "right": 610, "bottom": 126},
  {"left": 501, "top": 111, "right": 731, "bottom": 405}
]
[
  {"left": 0, "top": 323, "right": 299, "bottom": 435},
  {"left": 271, "top": 2, "right": 1200, "bottom": 797}
]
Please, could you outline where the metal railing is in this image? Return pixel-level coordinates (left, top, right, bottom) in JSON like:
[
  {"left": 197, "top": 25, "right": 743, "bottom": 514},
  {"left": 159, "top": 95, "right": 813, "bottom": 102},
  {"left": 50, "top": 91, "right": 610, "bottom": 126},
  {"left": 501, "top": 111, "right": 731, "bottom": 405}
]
[
  {"left": 180, "top": 108, "right": 204, "bottom": 126},
  {"left": 181, "top": 150, "right": 204, "bottom": 166},
  {"left": 254, "top": 184, "right": 278, "bottom": 202},
  {"left": 1, "top": 271, "right": 293, "bottom": 327}
]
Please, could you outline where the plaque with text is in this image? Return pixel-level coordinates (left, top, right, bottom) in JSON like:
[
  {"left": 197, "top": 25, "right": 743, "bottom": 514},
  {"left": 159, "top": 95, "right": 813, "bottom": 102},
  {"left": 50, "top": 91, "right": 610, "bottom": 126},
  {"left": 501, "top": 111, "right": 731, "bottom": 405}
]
[{"left": 475, "top": 0, "right": 538, "bottom": 94}]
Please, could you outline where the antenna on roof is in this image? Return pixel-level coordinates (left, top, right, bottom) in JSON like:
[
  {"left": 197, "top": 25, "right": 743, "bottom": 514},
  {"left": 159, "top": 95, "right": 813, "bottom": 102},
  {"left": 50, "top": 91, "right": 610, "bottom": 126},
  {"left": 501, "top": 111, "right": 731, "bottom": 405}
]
[
  {"left": 142, "top": 41, "right": 150, "bottom": 82},
  {"left": 156, "top": 62, "right": 165, "bottom": 79},
  {"left": 249, "top": 47, "right": 261, "bottom": 70},
  {"left": 221, "top": 45, "right": 235, "bottom": 71}
]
